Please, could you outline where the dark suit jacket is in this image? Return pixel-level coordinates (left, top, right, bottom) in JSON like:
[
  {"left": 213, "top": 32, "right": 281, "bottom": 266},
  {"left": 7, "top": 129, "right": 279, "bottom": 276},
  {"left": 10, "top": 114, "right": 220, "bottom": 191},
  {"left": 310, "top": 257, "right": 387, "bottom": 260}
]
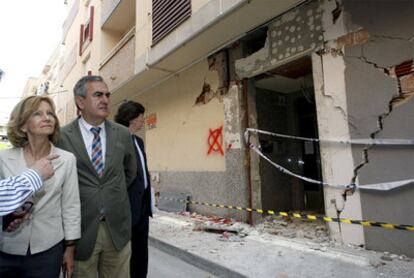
[
  {"left": 57, "top": 119, "right": 137, "bottom": 260},
  {"left": 129, "top": 135, "right": 152, "bottom": 227}
]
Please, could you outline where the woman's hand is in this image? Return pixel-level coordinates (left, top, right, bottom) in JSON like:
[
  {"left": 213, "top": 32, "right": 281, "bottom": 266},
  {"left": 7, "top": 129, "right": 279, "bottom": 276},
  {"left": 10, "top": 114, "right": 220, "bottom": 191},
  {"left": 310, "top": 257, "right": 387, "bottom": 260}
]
[{"left": 62, "top": 243, "right": 76, "bottom": 278}]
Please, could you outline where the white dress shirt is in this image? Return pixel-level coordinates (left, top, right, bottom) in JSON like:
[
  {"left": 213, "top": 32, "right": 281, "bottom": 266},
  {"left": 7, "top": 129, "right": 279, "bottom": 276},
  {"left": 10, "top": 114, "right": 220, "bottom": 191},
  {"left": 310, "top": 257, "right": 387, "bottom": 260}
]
[
  {"left": 134, "top": 137, "right": 148, "bottom": 189},
  {"left": 78, "top": 117, "right": 107, "bottom": 165}
]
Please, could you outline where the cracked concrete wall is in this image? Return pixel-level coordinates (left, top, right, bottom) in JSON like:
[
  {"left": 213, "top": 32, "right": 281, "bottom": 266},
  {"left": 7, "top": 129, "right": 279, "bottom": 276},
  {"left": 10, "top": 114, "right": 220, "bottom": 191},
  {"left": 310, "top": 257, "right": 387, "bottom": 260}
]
[
  {"left": 341, "top": 0, "right": 414, "bottom": 257},
  {"left": 234, "top": 0, "right": 413, "bottom": 254},
  {"left": 312, "top": 51, "right": 364, "bottom": 246},
  {"left": 235, "top": 0, "right": 325, "bottom": 79},
  {"left": 314, "top": 0, "right": 414, "bottom": 255},
  {"left": 162, "top": 83, "right": 249, "bottom": 221},
  {"left": 234, "top": 0, "right": 366, "bottom": 244},
  {"left": 132, "top": 57, "right": 250, "bottom": 221}
]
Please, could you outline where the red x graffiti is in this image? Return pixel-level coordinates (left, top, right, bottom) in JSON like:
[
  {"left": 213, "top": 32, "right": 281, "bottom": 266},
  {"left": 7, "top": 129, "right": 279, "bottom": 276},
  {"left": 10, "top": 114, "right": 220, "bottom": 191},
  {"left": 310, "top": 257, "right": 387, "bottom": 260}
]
[{"left": 207, "top": 126, "right": 224, "bottom": 155}]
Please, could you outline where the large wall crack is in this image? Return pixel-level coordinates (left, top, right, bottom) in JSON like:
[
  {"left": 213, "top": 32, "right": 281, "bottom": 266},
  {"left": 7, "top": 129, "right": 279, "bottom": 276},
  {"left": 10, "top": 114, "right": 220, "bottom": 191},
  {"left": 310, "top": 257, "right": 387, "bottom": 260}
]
[
  {"left": 349, "top": 59, "right": 414, "bottom": 185},
  {"left": 316, "top": 29, "right": 413, "bottom": 186}
]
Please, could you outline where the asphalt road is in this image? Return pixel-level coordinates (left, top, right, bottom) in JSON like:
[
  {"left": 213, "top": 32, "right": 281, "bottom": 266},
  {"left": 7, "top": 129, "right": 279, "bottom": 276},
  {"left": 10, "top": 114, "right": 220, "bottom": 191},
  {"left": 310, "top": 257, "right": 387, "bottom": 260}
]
[{"left": 148, "top": 246, "right": 217, "bottom": 278}]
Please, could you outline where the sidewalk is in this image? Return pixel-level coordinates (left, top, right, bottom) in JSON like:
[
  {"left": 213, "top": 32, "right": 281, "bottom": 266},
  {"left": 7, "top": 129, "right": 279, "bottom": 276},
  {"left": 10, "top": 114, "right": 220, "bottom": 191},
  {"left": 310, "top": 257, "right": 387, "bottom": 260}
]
[{"left": 149, "top": 211, "right": 414, "bottom": 278}]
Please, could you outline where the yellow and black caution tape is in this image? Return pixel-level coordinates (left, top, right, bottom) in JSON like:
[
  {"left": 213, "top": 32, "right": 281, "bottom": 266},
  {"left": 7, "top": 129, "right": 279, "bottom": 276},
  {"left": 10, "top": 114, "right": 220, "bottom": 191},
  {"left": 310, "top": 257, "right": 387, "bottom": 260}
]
[{"left": 160, "top": 197, "right": 414, "bottom": 232}]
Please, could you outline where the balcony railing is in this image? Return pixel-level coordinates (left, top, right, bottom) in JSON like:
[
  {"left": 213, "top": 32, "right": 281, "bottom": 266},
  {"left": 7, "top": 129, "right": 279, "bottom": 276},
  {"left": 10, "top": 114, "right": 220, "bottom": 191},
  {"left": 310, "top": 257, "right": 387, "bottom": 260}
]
[{"left": 99, "top": 27, "right": 135, "bottom": 91}]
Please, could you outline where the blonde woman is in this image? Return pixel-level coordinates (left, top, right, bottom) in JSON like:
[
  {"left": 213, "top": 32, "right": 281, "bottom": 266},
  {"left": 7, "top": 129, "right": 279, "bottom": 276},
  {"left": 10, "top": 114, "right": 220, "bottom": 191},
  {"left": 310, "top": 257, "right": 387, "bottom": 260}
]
[{"left": 0, "top": 96, "right": 81, "bottom": 278}]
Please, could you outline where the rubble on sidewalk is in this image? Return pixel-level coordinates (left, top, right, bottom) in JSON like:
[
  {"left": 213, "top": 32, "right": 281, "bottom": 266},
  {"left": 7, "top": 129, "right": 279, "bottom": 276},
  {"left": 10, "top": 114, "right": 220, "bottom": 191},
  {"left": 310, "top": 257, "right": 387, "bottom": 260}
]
[
  {"left": 149, "top": 211, "right": 414, "bottom": 278},
  {"left": 257, "top": 215, "right": 331, "bottom": 244},
  {"left": 177, "top": 210, "right": 414, "bottom": 263},
  {"left": 180, "top": 210, "right": 335, "bottom": 248}
]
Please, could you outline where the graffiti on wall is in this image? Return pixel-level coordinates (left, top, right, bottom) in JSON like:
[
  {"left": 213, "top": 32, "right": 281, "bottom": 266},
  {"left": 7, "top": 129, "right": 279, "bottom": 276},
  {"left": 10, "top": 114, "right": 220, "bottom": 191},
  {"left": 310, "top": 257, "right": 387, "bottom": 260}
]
[{"left": 207, "top": 126, "right": 224, "bottom": 156}]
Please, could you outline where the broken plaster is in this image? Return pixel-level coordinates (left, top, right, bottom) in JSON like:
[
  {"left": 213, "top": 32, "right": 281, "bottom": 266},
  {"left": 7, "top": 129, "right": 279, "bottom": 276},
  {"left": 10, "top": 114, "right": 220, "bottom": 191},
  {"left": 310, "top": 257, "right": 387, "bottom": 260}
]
[
  {"left": 343, "top": 55, "right": 414, "bottom": 186},
  {"left": 235, "top": 0, "right": 325, "bottom": 79},
  {"left": 223, "top": 84, "right": 242, "bottom": 150},
  {"left": 317, "top": 22, "right": 413, "bottom": 186},
  {"left": 195, "top": 51, "right": 229, "bottom": 105}
]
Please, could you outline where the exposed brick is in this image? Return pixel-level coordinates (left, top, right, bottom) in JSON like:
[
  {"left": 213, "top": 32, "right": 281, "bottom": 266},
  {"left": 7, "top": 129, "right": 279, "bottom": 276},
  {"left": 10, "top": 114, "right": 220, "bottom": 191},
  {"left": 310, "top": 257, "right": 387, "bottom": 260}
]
[{"left": 335, "top": 29, "right": 370, "bottom": 48}]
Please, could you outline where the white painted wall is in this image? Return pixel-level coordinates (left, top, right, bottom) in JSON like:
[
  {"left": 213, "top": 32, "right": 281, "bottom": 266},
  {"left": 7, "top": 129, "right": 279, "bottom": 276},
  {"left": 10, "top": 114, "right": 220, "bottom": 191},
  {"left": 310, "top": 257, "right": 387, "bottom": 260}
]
[{"left": 131, "top": 59, "right": 226, "bottom": 172}]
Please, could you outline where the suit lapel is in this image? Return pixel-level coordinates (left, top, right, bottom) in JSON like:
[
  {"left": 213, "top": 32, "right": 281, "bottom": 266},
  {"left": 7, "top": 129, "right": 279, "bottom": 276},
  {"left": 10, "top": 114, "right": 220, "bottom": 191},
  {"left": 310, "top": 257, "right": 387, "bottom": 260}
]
[{"left": 103, "top": 121, "right": 119, "bottom": 176}]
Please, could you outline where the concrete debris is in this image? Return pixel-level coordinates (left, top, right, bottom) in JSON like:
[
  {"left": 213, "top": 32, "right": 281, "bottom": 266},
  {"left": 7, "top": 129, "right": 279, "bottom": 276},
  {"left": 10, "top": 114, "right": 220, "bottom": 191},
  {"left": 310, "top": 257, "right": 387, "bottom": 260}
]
[
  {"left": 218, "top": 231, "right": 245, "bottom": 242},
  {"left": 311, "top": 246, "right": 328, "bottom": 252},
  {"left": 180, "top": 211, "right": 234, "bottom": 225},
  {"left": 200, "top": 223, "right": 242, "bottom": 234},
  {"left": 370, "top": 260, "right": 386, "bottom": 268},
  {"left": 176, "top": 211, "right": 413, "bottom": 262},
  {"left": 380, "top": 255, "right": 393, "bottom": 262},
  {"left": 257, "top": 215, "right": 331, "bottom": 244},
  {"left": 150, "top": 211, "right": 414, "bottom": 278},
  {"left": 399, "top": 255, "right": 412, "bottom": 262},
  {"left": 380, "top": 252, "right": 410, "bottom": 262}
]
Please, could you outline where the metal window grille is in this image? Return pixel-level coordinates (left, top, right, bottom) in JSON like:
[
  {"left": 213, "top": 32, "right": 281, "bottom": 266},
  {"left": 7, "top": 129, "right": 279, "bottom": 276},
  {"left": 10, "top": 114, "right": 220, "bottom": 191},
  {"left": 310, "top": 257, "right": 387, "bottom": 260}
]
[{"left": 152, "top": 0, "right": 191, "bottom": 45}]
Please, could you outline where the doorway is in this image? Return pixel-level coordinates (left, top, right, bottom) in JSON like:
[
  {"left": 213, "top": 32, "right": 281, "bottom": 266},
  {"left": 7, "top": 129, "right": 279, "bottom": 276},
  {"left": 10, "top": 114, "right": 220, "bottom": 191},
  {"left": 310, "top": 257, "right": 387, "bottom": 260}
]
[{"left": 253, "top": 56, "right": 324, "bottom": 213}]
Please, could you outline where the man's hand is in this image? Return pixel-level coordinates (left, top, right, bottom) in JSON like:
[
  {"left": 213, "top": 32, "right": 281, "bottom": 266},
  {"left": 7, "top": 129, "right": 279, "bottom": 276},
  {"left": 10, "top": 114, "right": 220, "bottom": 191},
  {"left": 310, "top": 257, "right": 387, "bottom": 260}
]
[
  {"left": 62, "top": 244, "right": 76, "bottom": 278},
  {"left": 31, "top": 155, "right": 59, "bottom": 181},
  {"left": 4, "top": 210, "right": 30, "bottom": 232}
]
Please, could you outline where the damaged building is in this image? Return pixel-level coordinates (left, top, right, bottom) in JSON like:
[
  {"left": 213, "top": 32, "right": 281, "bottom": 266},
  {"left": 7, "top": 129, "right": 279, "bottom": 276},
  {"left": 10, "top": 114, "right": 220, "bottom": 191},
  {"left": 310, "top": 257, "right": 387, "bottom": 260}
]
[{"left": 37, "top": 0, "right": 413, "bottom": 257}]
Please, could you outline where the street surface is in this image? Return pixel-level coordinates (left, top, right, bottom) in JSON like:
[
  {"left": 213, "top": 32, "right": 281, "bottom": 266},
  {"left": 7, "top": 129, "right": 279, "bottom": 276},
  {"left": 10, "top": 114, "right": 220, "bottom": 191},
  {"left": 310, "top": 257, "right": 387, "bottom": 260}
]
[{"left": 148, "top": 245, "right": 216, "bottom": 278}]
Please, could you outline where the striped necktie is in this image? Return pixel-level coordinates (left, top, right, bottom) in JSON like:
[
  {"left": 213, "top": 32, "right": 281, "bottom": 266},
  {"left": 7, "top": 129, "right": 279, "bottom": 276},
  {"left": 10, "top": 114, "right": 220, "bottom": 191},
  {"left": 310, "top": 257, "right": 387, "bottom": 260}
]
[{"left": 90, "top": 127, "right": 104, "bottom": 177}]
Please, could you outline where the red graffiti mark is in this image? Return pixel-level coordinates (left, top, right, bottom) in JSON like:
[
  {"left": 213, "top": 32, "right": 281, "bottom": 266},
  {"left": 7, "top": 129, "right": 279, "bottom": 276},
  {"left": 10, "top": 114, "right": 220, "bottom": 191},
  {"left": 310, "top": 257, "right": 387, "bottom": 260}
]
[
  {"left": 207, "top": 126, "right": 224, "bottom": 155},
  {"left": 227, "top": 143, "right": 232, "bottom": 150}
]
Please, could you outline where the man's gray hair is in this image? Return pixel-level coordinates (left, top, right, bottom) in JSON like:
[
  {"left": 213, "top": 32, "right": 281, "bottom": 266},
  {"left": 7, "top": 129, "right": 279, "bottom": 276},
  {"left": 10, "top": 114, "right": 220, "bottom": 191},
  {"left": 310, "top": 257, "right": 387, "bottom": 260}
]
[{"left": 73, "top": 75, "right": 104, "bottom": 97}]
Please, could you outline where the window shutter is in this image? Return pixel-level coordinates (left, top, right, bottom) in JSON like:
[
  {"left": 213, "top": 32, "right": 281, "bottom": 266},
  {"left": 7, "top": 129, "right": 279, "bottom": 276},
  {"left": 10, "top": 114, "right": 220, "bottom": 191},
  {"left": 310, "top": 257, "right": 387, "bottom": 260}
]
[
  {"left": 89, "top": 6, "right": 94, "bottom": 42},
  {"left": 152, "top": 0, "right": 191, "bottom": 45},
  {"left": 79, "top": 24, "right": 84, "bottom": 56}
]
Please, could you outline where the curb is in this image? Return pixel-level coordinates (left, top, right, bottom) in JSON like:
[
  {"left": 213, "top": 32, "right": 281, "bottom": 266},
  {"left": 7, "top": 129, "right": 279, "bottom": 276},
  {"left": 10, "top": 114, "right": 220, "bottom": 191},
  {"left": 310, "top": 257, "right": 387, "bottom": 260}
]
[{"left": 149, "top": 236, "right": 248, "bottom": 278}]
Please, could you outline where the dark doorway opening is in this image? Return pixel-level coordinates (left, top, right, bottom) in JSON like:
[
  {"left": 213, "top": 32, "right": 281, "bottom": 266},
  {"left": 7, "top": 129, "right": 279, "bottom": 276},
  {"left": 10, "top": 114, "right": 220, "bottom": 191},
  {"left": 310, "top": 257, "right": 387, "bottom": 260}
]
[{"left": 253, "top": 56, "right": 324, "bottom": 213}]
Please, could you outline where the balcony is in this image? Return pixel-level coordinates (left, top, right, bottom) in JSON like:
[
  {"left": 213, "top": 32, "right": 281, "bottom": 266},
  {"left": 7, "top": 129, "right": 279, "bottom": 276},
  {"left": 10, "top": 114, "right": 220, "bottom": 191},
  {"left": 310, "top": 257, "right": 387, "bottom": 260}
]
[
  {"left": 101, "top": 0, "right": 135, "bottom": 32},
  {"left": 99, "top": 27, "right": 135, "bottom": 91}
]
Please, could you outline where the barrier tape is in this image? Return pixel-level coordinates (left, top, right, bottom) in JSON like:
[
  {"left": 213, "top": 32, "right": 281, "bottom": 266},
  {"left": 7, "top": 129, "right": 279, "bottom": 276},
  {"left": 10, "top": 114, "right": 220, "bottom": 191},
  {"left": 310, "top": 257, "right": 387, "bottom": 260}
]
[
  {"left": 245, "top": 128, "right": 414, "bottom": 146},
  {"left": 160, "top": 196, "right": 414, "bottom": 232},
  {"left": 244, "top": 128, "right": 414, "bottom": 191}
]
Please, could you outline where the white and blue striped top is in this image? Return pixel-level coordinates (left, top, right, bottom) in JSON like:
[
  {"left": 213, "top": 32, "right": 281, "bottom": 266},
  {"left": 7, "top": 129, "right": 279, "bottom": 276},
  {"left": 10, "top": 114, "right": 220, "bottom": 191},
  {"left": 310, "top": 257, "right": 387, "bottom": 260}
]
[{"left": 0, "top": 169, "right": 43, "bottom": 216}]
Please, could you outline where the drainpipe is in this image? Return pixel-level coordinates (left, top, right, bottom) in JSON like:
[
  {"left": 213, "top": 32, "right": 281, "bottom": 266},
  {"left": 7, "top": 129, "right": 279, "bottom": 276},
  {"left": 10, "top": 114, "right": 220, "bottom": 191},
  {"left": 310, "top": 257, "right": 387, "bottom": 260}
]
[{"left": 242, "top": 78, "right": 253, "bottom": 225}]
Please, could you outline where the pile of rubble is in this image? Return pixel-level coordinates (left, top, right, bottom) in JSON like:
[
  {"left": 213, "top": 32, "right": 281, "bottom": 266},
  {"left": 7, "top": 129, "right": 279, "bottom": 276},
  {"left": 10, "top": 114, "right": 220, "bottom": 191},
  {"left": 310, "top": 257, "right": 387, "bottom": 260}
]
[
  {"left": 174, "top": 211, "right": 412, "bottom": 263},
  {"left": 179, "top": 211, "right": 331, "bottom": 243},
  {"left": 256, "top": 215, "right": 331, "bottom": 243}
]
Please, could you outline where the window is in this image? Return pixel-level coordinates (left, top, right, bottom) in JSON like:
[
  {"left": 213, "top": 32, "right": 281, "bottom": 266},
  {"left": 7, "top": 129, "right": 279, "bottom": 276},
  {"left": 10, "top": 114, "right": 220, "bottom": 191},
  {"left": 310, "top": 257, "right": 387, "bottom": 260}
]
[
  {"left": 152, "top": 0, "right": 191, "bottom": 45},
  {"left": 79, "top": 6, "right": 94, "bottom": 55}
]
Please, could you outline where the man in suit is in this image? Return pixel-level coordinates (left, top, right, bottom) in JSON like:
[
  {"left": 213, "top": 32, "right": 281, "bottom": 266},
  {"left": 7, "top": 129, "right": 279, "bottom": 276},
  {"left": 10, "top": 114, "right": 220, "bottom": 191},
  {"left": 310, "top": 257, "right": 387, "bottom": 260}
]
[
  {"left": 115, "top": 101, "right": 152, "bottom": 278},
  {"left": 58, "top": 75, "right": 137, "bottom": 278}
]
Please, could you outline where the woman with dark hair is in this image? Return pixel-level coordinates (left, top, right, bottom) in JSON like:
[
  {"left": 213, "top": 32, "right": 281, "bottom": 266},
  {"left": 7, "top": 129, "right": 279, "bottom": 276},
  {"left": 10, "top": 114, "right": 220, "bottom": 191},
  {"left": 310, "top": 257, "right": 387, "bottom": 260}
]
[
  {"left": 115, "top": 100, "right": 153, "bottom": 278},
  {"left": 0, "top": 96, "right": 81, "bottom": 278}
]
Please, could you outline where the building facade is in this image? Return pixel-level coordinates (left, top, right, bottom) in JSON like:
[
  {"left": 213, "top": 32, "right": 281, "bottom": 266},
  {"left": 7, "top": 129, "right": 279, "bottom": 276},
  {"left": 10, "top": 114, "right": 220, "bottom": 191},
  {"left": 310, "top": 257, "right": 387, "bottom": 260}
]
[{"left": 33, "top": 0, "right": 414, "bottom": 256}]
